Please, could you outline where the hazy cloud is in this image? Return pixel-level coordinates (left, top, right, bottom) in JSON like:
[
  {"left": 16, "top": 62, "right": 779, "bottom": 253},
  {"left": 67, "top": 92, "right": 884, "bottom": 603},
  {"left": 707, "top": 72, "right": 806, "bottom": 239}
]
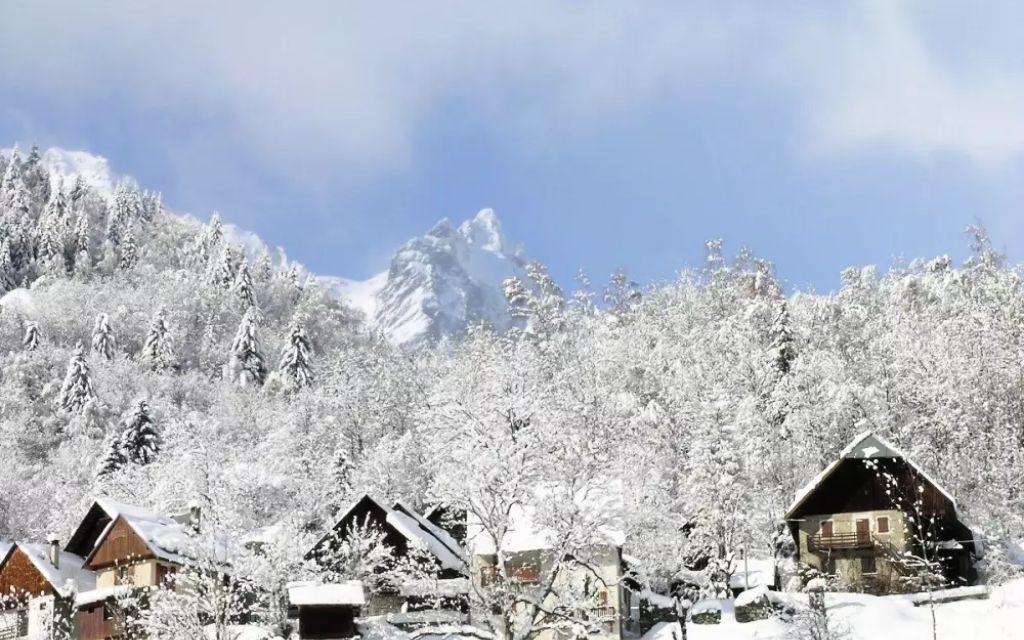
[{"left": 2, "top": 1, "right": 1021, "bottom": 179}]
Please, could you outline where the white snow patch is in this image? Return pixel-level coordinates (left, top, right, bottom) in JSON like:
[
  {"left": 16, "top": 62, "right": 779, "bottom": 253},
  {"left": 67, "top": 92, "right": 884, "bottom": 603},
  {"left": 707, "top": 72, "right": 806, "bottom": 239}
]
[{"left": 287, "top": 580, "right": 365, "bottom": 606}]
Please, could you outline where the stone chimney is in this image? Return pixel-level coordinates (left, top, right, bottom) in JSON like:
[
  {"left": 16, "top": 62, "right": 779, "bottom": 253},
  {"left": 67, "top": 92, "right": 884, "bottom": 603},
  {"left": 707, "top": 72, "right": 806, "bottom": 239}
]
[{"left": 46, "top": 535, "right": 60, "bottom": 569}]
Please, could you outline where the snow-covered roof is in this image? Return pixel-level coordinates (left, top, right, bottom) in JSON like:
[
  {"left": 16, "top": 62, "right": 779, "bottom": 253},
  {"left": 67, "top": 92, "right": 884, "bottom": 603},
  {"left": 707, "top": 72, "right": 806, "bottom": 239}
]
[
  {"left": 287, "top": 580, "right": 365, "bottom": 606},
  {"left": 0, "top": 539, "right": 12, "bottom": 563},
  {"left": 87, "top": 499, "right": 205, "bottom": 566},
  {"left": 409, "top": 625, "right": 494, "bottom": 640},
  {"left": 18, "top": 543, "right": 96, "bottom": 597},
  {"left": 387, "top": 504, "right": 466, "bottom": 571},
  {"left": 313, "top": 495, "right": 468, "bottom": 573},
  {"left": 74, "top": 585, "right": 136, "bottom": 608},
  {"left": 398, "top": 578, "right": 470, "bottom": 598},
  {"left": 785, "top": 431, "right": 958, "bottom": 519}
]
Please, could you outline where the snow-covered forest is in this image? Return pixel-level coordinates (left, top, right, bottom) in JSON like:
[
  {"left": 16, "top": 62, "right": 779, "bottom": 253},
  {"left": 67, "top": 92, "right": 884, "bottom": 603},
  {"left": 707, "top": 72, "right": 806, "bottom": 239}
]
[{"left": 1, "top": 143, "right": 1023, "bottom": 614}]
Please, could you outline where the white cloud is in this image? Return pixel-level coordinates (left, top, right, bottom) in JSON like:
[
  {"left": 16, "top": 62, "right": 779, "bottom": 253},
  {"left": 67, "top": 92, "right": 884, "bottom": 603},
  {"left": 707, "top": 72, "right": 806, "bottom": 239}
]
[
  {"left": 1, "top": 1, "right": 1021, "bottom": 177},
  {"left": 789, "top": 1, "right": 1024, "bottom": 166}
]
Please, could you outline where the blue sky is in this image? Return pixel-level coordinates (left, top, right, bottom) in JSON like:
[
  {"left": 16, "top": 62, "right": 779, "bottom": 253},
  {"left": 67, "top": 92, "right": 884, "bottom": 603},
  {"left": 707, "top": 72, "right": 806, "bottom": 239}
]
[{"left": 2, "top": 1, "right": 1023, "bottom": 292}]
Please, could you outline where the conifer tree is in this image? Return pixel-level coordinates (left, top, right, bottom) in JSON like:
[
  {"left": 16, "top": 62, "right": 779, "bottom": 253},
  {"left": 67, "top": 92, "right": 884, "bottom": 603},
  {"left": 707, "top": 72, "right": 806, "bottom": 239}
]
[
  {"left": 228, "top": 307, "right": 266, "bottom": 387},
  {"left": 96, "top": 432, "right": 127, "bottom": 478},
  {"left": 211, "top": 244, "right": 239, "bottom": 289},
  {"left": 118, "top": 400, "right": 160, "bottom": 466},
  {"left": 141, "top": 308, "right": 176, "bottom": 370},
  {"left": 59, "top": 343, "right": 97, "bottom": 412},
  {"left": 120, "top": 228, "right": 139, "bottom": 271},
  {"left": 91, "top": 313, "right": 116, "bottom": 360},
  {"left": 22, "top": 321, "right": 40, "bottom": 351},
  {"left": 254, "top": 251, "right": 273, "bottom": 283},
  {"left": 233, "top": 259, "right": 256, "bottom": 308},
  {"left": 278, "top": 318, "right": 313, "bottom": 389}
]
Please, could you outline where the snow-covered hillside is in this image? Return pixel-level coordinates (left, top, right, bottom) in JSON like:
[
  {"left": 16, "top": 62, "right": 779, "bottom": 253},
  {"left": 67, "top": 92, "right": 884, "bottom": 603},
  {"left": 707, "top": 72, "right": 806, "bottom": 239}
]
[
  {"left": 321, "top": 209, "right": 528, "bottom": 345},
  {"left": 8, "top": 146, "right": 527, "bottom": 346}
]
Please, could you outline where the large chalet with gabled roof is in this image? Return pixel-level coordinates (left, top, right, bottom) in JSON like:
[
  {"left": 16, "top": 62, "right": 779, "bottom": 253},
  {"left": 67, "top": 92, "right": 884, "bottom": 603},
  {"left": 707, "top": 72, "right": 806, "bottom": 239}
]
[
  {"left": 785, "top": 432, "right": 977, "bottom": 594},
  {"left": 305, "top": 494, "right": 470, "bottom": 625},
  {"left": 70, "top": 498, "right": 207, "bottom": 640}
]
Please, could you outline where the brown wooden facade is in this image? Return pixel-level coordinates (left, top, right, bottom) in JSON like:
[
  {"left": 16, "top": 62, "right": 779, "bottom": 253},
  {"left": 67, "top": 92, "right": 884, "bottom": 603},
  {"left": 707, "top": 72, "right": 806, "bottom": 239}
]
[
  {"left": 75, "top": 603, "right": 118, "bottom": 640},
  {"left": 0, "top": 547, "right": 55, "bottom": 605},
  {"left": 787, "top": 437, "right": 976, "bottom": 592},
  {"left": 86, "top": 517, "right": 156, "bottom": 571}
]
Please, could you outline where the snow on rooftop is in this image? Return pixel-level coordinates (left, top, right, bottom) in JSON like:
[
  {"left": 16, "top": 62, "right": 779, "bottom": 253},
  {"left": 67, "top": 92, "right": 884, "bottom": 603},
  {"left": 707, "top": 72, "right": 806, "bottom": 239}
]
[
  {"left": 785, "top": 431, "right": 959, "bottom": 518},
  {"left": 75, "top": 585, "right": 136, "bottom": 608},
  {"left": 387, "top": 504, "right": 466, "bottom": 571},
  {"left": 92, "top": 498, "right": 220, "bottom": 565},
  {"left": 18, "top": 543, "right": 96, "bottom": 597},
  {"left": 399, "top": 578, "right": 470, "bottom": 598},
  {"left": 287, "top": 581, "right": 365, "bottom": 606}
]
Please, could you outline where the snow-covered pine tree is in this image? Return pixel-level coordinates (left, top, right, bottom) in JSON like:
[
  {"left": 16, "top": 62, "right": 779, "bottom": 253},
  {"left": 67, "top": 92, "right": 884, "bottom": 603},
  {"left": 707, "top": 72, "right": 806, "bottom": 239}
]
[
  {"left": 278, "top": 318, "right": 314, "bottom": 390},
  {"left": 91, "top": 313, "right": 116, "bottom": 360},
  {"left": 140, "top": 308, "right": 176, "bottom": 370},
  {"left": 228, "top": 307, "right": 267, "bottom": 387},
  {"left": 59, "top": 343, "right": 97, "bottom": 413},
  {"left": 96, "top": 432, "right": 127, "bottom": 478},
  {"left": 233, "top": 259, "right": 256, "bottom": 308},
  {"left": 254, "top": 250, "right": 273, "bottom": 283},
  {"left": 22, "top": 321, "right": 40, "bottom": 351},
  {"left": 119, "top": 228, "right": 138, "bottom": 271},
  {"left": 211, "top": 244, "right": 240, "bottom": 289},
  {"left": 117, "top": 399, "right": 160, "bottom": 466}
]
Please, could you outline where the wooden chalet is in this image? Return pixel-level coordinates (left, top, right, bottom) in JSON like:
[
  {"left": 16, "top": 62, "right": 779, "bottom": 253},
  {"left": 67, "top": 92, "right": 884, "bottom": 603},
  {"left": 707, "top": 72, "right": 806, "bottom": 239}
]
[
  {"left": 0, "top": 539, "right": 95, "bottom": 639},
  {"left": 785, "top": 432, "right": 977, "bottom": 594},
  {"left": 72, "top": 499, "right": 202, "bottom": 640},
  {"left": 305, "top": 495, "right": 469, "bottom": 622}
]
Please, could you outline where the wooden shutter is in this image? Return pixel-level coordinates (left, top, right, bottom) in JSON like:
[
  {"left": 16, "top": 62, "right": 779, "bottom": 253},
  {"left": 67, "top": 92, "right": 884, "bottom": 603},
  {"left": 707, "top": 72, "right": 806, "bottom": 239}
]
[
  {"left": 820, "top": 521, "right": 833, "bottom": 537},
  {"left": 877, "top": 517, "right": 889, "bottom": 533},
  {"left": 856, "top": 519, "right": 870, "bottom": 544}
]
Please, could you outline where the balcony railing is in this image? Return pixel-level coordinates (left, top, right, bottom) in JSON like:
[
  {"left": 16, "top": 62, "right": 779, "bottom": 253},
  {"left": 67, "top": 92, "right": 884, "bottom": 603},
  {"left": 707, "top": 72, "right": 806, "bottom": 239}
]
[{"left": 808, "top": 531, "right": 873, "bottom": 551}]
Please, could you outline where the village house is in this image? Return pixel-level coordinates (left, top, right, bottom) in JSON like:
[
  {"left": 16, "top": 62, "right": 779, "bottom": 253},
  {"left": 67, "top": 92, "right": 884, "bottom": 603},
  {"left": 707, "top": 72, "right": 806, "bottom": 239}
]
[
  {"left": 466, "top": 501, "right": 632, "bottom": 640},
  {"left": 70, "top": 499, "right": 206, "bottom": 640},
  {"left": 785, "top": 432, "right": 977, "bottom": 594},
  {"left": 0, "top": 538, "right": 96, "bottom": 639},
  {"left": 305, "top": 495, "right": 470, "bottom": 627}
]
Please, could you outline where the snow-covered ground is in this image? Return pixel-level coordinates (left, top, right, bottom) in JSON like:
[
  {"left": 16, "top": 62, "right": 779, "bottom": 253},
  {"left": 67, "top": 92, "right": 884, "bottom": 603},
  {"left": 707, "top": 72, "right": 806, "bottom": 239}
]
[{"left": 659, "top": 580, "right": 1024, "bottom": 640}]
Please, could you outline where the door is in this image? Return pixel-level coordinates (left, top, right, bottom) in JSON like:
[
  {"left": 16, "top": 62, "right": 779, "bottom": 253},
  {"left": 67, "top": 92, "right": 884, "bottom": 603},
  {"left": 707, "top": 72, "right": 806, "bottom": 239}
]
[{"left": 856, "top": 519, "right": 870, "bottom": 545}]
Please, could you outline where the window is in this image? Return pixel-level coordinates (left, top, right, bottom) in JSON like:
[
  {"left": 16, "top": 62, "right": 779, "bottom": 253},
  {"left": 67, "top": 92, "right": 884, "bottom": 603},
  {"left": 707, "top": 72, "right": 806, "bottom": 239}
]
[
  {"left": 860, "top": 555, "right": 877, "bottom": 575},
  {"left": 819, "top": 521, "right": 833, "bottom": 537},
  {"left": 877, "top": 517, "right": 890, "bottom": 533}
]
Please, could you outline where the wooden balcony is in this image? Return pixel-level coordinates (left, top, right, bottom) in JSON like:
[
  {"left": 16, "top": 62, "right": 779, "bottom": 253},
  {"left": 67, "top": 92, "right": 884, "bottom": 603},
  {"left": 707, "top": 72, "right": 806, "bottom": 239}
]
[{"left": 808, "top": 531, "right": 873, "bottom": 551}]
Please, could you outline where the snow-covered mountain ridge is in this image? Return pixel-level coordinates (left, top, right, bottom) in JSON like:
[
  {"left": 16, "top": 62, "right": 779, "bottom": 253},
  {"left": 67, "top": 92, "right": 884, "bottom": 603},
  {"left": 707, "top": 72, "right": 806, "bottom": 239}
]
[
  {"left": 8, "top": 146, "right": 528, "bottom": 345},
  {"left": 319, "top": 209, "right": 528, "bottom": 345}
]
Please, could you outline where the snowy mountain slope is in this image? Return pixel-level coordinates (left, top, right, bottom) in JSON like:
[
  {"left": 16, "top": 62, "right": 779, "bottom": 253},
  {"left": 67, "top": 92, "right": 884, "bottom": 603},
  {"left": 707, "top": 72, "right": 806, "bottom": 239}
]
[
  {"left": 320, "top": 209, "right": 529, "bottom": 345},
  {"left": 7, "top": 146, "right": 529, "bottom": 345}
]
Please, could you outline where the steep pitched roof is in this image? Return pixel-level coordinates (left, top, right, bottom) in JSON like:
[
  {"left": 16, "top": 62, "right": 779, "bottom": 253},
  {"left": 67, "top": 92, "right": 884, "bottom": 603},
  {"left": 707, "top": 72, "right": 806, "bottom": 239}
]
[
  {"left": 308, "top": 494, "right": 467, "bottom": 572},
  {"left": 65, "top": 499, "right": 119, "bottom": 557},
  {"left": 18, "top": 543, "right": 96, "bottom": 596},
  {"left": 0, "top": 542, "right": 96, "bottom": 598},
  {"left": 785, "top": 431, "right": 958, "bottom": 519},
  {"left": 84, "top": 500, "right": 202, "bottom": 567}
]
